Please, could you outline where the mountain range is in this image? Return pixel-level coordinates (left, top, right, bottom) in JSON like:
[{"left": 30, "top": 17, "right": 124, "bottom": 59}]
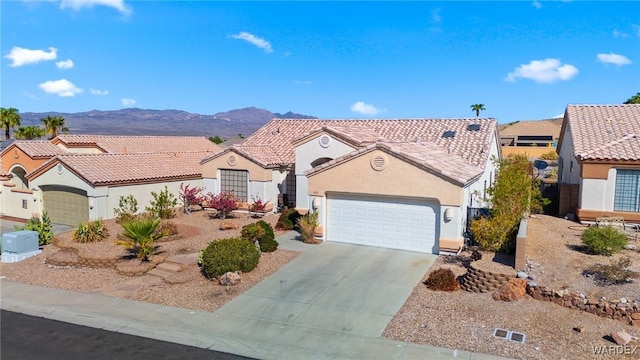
[{"left": 19, "top": 107, "right": 317, "bottom": 138}]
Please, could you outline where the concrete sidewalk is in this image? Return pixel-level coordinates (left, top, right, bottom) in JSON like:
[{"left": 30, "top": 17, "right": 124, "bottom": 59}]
[{"left": 1, "top": 232, "right": 512, "bottom": 360}]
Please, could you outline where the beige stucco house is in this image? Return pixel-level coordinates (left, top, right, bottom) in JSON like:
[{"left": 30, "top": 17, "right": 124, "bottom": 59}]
[
  {"left": 557, "top": 104, "right": 640, "bottom": 224},
  {"left": 201, "top": 118, "right": 501, "bottom": 254},
  {"left": 0, "top": 135, "right": 219, "bottom": 225}
]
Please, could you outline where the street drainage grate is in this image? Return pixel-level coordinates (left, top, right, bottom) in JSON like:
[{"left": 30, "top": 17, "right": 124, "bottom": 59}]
[{"left": 493, "top": 328, "right": 526, "bottom": 344}]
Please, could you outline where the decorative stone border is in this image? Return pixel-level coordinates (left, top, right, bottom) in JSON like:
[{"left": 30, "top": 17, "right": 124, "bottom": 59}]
[
  {"left": 460, "top": 264, "right": 516, "bottom": 293},
  {"left": 527, "top": 285, "right": 640, "bottom": 327}
]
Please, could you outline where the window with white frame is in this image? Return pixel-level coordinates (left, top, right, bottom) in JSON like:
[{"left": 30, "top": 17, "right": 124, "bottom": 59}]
[
  {"left": 614, "top": 169, "right": 640, "bottom": 212},
  {"left": 220, "top": 169, "right": 248, "bottom": 202}
]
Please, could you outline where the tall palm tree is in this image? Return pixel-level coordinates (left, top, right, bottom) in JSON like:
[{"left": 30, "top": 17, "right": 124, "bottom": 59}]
[
  {"left": 40, "top": 115, "right": 69, "bottom": 139},
  {"left": 14, "top": 125, "right": 45, "bottom": 140},
  {"left": 1, "top": 107, "right": 21, "bottom": 140},
  {"left": 470, "top": 104, "right": 486, "bottom": 117}
]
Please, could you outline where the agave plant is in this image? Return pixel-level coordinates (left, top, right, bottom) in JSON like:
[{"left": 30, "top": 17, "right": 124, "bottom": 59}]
[{"left": 116, "top": 217, "right": 161, "bottom": 261}]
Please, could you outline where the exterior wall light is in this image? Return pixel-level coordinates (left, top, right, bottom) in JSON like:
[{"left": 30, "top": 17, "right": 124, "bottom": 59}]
[{"left": 444, "top": 207, "right": 453, "bottom": 222}]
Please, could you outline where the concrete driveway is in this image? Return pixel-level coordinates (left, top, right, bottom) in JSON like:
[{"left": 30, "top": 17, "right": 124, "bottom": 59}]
[{"left": 208, "top": 237, "right": 437, "bottom": 358}]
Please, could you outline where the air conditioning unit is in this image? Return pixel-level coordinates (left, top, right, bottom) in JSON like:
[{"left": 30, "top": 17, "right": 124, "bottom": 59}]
[{"left": 2, "top": 230, "right": 39, "bottom": 254}]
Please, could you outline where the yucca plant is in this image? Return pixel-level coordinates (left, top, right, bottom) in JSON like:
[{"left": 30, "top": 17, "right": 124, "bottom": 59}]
[
  {"left": 297, "top": 211, "right": 320, "bottom": 244},
  {"left": 116, "top": 217, "right": 161, "bottom": 261}
]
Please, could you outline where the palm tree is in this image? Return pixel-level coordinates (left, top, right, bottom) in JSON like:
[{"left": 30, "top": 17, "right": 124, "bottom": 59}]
[
  {"left": 14, "top": 125, "right": 45, "bottom": 140},
  {"left": 40, "top": 115, "right": 69, "bottom": 139},
  {"left": 1, "top": 107, "right": 21, "bottom": 140},
  {"left": 470, "top": 104, "right": 486, "bottom": 117}
]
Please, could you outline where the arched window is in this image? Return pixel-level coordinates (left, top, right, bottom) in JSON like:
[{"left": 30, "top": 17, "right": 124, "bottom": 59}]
[{"left": 10, "top": 166, "right": 28, "bottom": 190}]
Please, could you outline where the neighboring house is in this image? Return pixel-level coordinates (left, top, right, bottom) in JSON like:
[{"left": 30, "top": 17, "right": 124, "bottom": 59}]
[
  {"left": 557, "top": 104, "right": 640, "bottom": 224},
  {"left": 201, "top": 118, "right": 501, "bottom": 254},
  {"left": 500, "top": 118, "right": 562, "bottom": 159},
  {"left": 0, "top": 135, "right": 219, "bottom": 225}
]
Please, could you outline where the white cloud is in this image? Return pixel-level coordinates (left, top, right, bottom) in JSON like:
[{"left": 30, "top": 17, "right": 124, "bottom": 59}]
[
  {"left": 38, "top": 79, "right": 83, "bottom": 97},
  {"left": 90, "top": 88, "right": 109, "bottom": 95},
  {"left": 350, "top": 101, "right": 381, "bottom": 116},
  {"left": 121, "top": 98, "right": 136, "bottom": 106},
  {"left": 5, "top": 46, "right": 57, "bottom": 67},
  {"left": 532, "top": 1, "right": 542, "bottom": 9},
  {"left": 612, "top": 29, "right": 628, "bottom": 38},
  {"left": 60, "top": 0, "right": 131, "bottom": 15},
  {"left": 231, "top": 32, "right": 273, "bottom": 53},
  {"left": 56, "top": 59, "right": 74, "bottom": 69},
  {"left": 430, "top": 7, "right": 442, "bottom": 24},
  {"left": 596, "top": 53, "right": 632, "bottom": 66},
  {"left": 505, "top": 58, "right": 578, "bottom": 83}
]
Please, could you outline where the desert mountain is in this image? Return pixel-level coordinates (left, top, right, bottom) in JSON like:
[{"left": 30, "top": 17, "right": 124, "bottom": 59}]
[{"left": 19, "top": 107, "right": 316, "bottom": 138}]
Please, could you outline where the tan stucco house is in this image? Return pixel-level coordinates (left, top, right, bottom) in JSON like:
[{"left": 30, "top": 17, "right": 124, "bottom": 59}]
[
  {"left": 0, "top": 135, "right": 219, "bottom": 225},
  {"left": 557, "top": 104, "right": 640, "bottom": 224},
  {"left": 201, "top": 118, "right": 501, "bottom": 254}
]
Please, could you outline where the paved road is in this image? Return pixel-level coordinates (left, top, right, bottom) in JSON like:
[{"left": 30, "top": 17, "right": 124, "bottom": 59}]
[{"left": 0, "top": 310, "right": 254, "bottom": 360}]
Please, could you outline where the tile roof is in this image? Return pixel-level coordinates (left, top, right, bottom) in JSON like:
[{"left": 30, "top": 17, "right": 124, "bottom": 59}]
[
  {"left": 224, "top": 118, "right": 497, "bottom": 169},
  {"left": 29, "top": 152, "right": 210, "bottom": 186},
  {"left": 305, "top": 141, "right": 484, "bottom": 185},
  {"left": 563, "top": 104, "right": 640, "bottom": 161},
  {"left": 500, "top": 119, "right": 562, "bottom": 138},
  {"left": 2, "top": 140, "right": 65, "bottom": 158},
  {"left": 54, "top": 135, "right": 219, "bottom": 154}
]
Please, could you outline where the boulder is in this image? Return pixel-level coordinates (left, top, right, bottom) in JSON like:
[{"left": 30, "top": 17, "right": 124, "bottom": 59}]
[
  {"left": 492, "top": 278, "right": 527, "bottom": 302},
  {"left": 219, "top": 220, "right": 238, "bottom": 230},
  {"left": 611, "top": 330, "right": 632, "bottom": 346},
  {"left": 219, "top": 271, "right": 241, "bottom": 286}
]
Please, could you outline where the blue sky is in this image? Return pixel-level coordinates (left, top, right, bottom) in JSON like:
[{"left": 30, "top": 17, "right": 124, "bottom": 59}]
[{"left": 1, "top": 1, "right": 639, "bottom": 123}]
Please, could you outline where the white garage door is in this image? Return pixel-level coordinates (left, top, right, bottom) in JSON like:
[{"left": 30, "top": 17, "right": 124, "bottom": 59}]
[{"left": 327, "top": 194, "right": 438, "bottom": 253}]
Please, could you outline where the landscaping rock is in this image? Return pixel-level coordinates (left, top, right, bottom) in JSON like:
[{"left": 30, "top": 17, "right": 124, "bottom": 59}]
[
  {"left": 219, "top": 220, "right": 238, "bottom": 230},
  {"left": 611, "top": 330, "right": 632, "bottom": 345},
  {"left": 492, "top": 278, "right": 527, "bottom": 302},
  {"left": 573, "top": 325, "right": 584, "bottom": 333},
  {"left": 517, "top": 271, "right": 528, "bottom": 278},
  {"left": 219, "top": 271, "right": 241, "bottom": 286}
]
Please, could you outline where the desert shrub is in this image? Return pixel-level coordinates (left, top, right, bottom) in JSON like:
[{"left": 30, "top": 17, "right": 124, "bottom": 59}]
[
  {"left": 200, "top": 237, "right": 260, "bottom": 279},
  {"left": 539, "top": 151, "right": 559, "bottom": 160},
  {"left": 73, "top": 219, "right": 109, "bottom": 243},
  {"left": 581, "top": 226, "right": 627, "bottom": 256},
  {"left": 424, "top": 268, "right": 460, "bottom": 291},
  {"left": 145, "top": 186, "right": 178, "bottom": 219},
  {"left": 114, "top": 195, "right": 138, "bottom": 224},
  {"left": 298, "top": 211, "right": 319, "bottom": 244},
  {"left": 17, "top": 211, "right": 54, "bottom": 246},
  {"left": 470, "top": 214, "right": 518, "bottom": 252},
  {"left": 203, "top": 191, "right": 238, "bottom": 219},
  {"left": 584, "top": 257, "right": 639, "bottom": 285},
  {"left": 179, "top": 183, "right": 204, "bottom": 214},
  {"left": 116, "top": 217, "right": 161, "bottom": 261},
  {"left": 154, "top": 220, "right": 178, "bottom": 238},
  {"left": 250, "top": 194, "right": 270, "bottom": 212},
  {"left": 276, "top": 208, "right": 300, "bottom": 230},
  {"left": 240, "top": 220, "right": 278, "bottom": 252}
]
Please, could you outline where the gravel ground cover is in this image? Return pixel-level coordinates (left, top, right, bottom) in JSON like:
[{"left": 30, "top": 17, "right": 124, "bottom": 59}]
[{"left": 2, "top": 213, "right": 639, "bottom": 359}]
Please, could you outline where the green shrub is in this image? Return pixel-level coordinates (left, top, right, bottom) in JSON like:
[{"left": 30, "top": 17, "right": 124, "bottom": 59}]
[
  {"left": 470, "top": 214, "right": 518, "bottom": 252},
  {"left": 73, "top": 219, "right": 109, "bottom": 243},
  {"left": 17, "top": 211, "right": 54, "bottom": 246},
  {"left": 581, "top": 226, "right": 627, "bottom": 256},
  {"left": 116, "top": 217, "right": 161, "bottom": 261},
  {"left": 241, "top": 220, "right": 278, "bottom": 252},
  {"left": 145, "top": 186, "right": 178, "bottom": 219},
  {"left": 424, "top": 268, "right": 460, "bottom": 291},
  {"left": 276, "top": 208, "right": 300, "bottom": 230},
  {"left": 200, "top": 237, "right": 260, "bottom": 279},
  {"left": 584, "top": 257, "right": 639, "bottom": 285},
  {"left": 114, "top": 195, "right": 138, "bottom": 224}
]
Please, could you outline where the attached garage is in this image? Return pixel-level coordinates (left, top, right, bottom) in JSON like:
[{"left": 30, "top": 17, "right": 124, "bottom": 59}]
[
  {"left": 327, "top": 193, "right": 439, "bottom": 253},
  {"left": 42, "top": 185, "right": 89, "bottom": 226}
]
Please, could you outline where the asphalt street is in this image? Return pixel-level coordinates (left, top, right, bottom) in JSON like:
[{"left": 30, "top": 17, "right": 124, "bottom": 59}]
[{"left": 0, "top": 310, "right": 254, "bottom": 360}]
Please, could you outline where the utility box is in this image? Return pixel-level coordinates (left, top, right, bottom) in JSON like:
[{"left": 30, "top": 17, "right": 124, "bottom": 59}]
[{"left": 1, "top": 230, "right": 41, "bottom": 263}]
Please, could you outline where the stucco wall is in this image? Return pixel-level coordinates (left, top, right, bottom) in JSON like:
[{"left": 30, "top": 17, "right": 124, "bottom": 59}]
[
  {"left": 558, "top": 123, "right": 579, "bottom": 185},
  {"left": 295, "top": 133, "right": 356, "bottom": 209},
  {"left": 1, "top": 187, "right": 38, "bottom": 220},
  {"left": 1, "top": 146, "right": 49, "bottom": 174},
  {"left": 309, "top": 149, "right": 464, "bottom": 206},
  {"left": 201, "top": 152, "right": 271, "bottom": 181}
]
